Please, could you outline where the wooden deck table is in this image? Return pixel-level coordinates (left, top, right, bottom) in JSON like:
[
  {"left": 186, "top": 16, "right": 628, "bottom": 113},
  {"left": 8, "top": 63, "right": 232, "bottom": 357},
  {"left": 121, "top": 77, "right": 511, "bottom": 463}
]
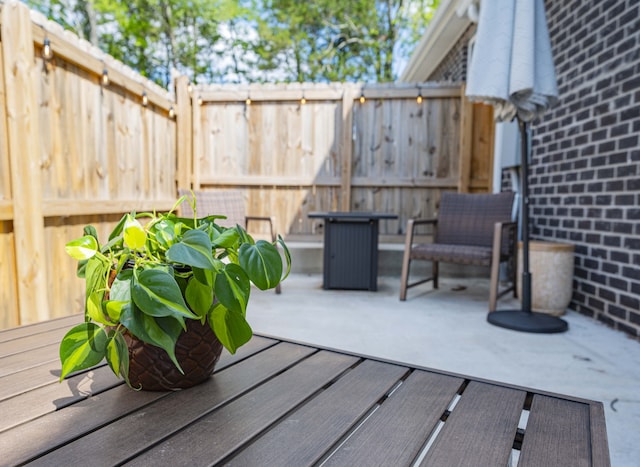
[{"left": 1, "top": 315, "right": 610, "bottom": 466}]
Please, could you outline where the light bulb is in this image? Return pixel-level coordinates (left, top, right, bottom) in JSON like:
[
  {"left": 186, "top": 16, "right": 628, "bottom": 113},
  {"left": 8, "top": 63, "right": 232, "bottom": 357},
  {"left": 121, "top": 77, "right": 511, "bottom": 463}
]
[{"left": 42, "top": 38, "right": 53, "bottom": 60}]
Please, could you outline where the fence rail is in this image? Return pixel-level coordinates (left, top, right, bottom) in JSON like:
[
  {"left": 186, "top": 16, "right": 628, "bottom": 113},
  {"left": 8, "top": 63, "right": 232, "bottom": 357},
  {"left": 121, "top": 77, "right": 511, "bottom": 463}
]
[
  {"left": 0, "top": 1, "right": 493, "bottom": 329},
  {"left": 184, "top": 81, "right": 491, "bottom": 238}
]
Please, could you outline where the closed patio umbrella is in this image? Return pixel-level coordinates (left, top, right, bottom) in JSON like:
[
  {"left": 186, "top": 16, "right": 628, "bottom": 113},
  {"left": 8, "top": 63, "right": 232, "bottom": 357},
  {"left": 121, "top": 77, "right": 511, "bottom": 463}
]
[{"left": 466, "top": 0, "right": 568, "bottom": 333}]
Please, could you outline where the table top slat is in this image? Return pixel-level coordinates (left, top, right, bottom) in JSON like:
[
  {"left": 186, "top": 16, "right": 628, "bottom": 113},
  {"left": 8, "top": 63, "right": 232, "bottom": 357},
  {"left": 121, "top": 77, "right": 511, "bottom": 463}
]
[
  {"left": 227, "top": 359, "right": 409, "bottom": 466},
  {"left": 0, "top": 342, "right": 61, "bottom": 378},
  {"left": 325, "top": 369, "right": 464, "bottom": 466},
  {"left": 421, "top": 381, "right": 525, "bottom": 466},
  {"left": 126, "top": 350, "right": 360, "bottom": 466},
  {"left": 0, "top": 359, "right": 80, "bottom": 401},
  {"left": 0, "top": 364, "right": 121, "bottom": 432},
  {"left": 518, "top": 395, "right": 592, "bottom": 467},
  {"left": 28, "top": 342, "right": 318, "bottom": 466},
  {"left": 0, "top": 325, "right": 71, "bottom": 358},
  {"left": 0, "top": 314, "right": 81, "bottom": 343}
]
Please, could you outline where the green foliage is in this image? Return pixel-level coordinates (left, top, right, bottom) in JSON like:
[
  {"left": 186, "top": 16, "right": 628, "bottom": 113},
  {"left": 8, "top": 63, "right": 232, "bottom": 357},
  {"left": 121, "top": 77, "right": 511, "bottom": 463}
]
[
  {"left": 59, "top": 194, "right": 290, "bottom": 386},
  {"left": 26, "top": 0, "right": 439, "bottom": 85}
]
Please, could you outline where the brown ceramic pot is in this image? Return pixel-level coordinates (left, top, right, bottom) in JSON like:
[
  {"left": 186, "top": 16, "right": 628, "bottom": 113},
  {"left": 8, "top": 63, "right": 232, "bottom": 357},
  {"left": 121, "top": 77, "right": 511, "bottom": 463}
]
[{"left": 123, "top": 319, "right": 223, "bottom": 391}]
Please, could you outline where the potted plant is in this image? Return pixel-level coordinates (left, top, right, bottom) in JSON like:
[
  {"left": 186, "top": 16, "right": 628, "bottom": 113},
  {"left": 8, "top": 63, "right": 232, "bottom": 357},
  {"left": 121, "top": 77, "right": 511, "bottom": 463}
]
[{"left": 58, "top": 194, "right": 291, "bottom": 390}]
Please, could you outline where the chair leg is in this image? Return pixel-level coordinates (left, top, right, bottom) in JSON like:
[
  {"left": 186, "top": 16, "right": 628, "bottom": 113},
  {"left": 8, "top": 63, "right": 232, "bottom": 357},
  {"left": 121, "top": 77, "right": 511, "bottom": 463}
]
[
  {"left": 432, "top": 261, "right": 439, "bottom": 289},
  {"left": 400, "top": 254, "right": 411, "bottom": 301},
  {"left": 489, "top": 263, "right": 501, "bottom": 313},
  {"left": 511, "top": 253, "right": 518, "bottom": 298}
]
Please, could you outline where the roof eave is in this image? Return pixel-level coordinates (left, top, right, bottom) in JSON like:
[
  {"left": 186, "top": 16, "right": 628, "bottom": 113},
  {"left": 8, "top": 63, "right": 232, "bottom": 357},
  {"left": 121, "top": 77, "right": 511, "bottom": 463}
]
[{"left": 399, "top": 0, "right": 474, "bottom": 82}]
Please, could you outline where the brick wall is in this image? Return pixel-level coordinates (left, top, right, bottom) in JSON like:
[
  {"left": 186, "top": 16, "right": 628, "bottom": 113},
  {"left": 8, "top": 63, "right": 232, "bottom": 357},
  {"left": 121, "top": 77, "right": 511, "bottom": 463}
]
[
  {"left": 430, "top": 0, "right": 639, "bottom": 337},
  {"left": 429, "top": 25, "right": 476, "bottom": 82},
  {"left": 533, "top": 0, "right": 640, "bottom": 337}
]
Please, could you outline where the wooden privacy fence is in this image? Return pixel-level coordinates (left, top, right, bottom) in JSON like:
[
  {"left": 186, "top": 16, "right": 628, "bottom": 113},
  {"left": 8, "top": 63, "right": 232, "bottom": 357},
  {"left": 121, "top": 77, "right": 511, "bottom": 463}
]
[
  {"left": 0, "top": 2, "right": 177, "bottom": 328},
  {"left": 180, "top": 82, "right": 494, "bottom": 239},
  {"left": 0, "top": 1, "right": 494, "bottom": 329}
]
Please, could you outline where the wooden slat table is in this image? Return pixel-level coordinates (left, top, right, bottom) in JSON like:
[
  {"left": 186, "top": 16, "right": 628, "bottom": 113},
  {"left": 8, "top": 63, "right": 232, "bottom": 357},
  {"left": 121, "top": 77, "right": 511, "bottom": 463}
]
[{"left": 1, "top": 316, "right": 610, "bottom": 466}]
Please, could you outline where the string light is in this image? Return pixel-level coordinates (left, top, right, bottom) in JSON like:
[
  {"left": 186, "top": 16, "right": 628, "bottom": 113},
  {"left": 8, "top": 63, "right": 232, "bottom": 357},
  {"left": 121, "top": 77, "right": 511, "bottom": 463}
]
[
  {"left": 416, "top": 87, "right": 423, "bottom": 104},
  {"left": 42, "top": 37, "right": 53, "bottom": 60},
  {"left": 101, "top": 68, "right": 109, "bottom": 86},
  {"left": 142, "top": 91, "right": 148, "bottom": 107},
  {"left": 169, "top": 106, "right": 175, "bottom": 119},
  {"left": 359, "top": 90, "right": 366, "bottom": 104},
  {"left": 198, "top": 97, "right": 203, "bottom": 106},
  {"left": 300, "top": 90, "right": 306, "bottom": 105},
  {"left": 245, "top": 90, "right": 252, "bottom": 106},
  {"left": 187, "top": 82, "right": 193, "bottom": 93}
]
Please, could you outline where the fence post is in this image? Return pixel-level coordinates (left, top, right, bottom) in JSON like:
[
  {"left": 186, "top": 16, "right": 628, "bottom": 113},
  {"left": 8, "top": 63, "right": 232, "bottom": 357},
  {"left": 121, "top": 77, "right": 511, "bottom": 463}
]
[
  {"left": 175, "top": 76, "right": 193, "bottom": 191},
  {"left": 191, "top": 87, "right": 202, "bottom": 190},
  {"left": 1, "top": 1, "right": 50, "bottom": 324},
  {"left": 458, "top": 84, "right": 473, "bottom": 193},
  {"left": 340, "top": 85, "right": 356, "bottom": 211}
]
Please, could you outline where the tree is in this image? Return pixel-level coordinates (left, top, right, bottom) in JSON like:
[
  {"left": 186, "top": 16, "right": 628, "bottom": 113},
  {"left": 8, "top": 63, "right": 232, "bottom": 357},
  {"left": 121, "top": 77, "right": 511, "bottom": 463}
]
[
  {"left": 249, "top": 0, "right": 439, "bottom": 82},
  {"left": 25, "top": 0, "right": 439, "bottom": 86}
]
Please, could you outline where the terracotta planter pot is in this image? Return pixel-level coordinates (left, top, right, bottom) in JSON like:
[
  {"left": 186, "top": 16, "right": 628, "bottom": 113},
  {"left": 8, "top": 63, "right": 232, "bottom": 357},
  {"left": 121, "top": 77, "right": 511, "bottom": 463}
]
[{"left": 123, "top": 319, "right": 223, "bottom": 391}]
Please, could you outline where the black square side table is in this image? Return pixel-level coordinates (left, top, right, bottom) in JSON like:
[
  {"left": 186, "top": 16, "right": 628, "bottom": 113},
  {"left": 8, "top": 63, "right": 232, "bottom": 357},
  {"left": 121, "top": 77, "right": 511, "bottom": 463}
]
[{"left": 308, "top": 212, "right": 397, "bottom": 291}]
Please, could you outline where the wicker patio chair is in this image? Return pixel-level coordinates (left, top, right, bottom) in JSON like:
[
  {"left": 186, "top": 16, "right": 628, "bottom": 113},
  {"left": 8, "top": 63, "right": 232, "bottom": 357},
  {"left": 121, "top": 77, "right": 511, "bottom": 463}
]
[
  {"left": 399, "top": 191, "right": 517, "bottom": 312},
  {"left": 178, "top": 189, "right": 281, "bottom": 294}
]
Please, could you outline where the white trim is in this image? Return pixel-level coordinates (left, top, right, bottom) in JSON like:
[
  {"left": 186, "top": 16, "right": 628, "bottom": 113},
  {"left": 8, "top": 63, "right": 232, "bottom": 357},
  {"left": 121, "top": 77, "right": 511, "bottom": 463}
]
[{"left": 399, "top": 0, "right": 475, "bottom": 82}]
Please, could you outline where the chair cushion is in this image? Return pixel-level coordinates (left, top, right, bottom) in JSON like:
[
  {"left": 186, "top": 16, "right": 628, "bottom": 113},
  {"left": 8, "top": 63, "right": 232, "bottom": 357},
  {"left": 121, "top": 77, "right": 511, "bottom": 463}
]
[{"left": 410, "top": 243, "right": 492, "bottom": 266}]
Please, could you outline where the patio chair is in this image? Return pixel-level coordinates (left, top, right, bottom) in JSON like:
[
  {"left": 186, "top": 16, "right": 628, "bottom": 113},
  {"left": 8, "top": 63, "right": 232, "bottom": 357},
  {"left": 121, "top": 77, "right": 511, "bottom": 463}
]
[
  {"left": 178, "top": 189, "right": 281, "bottom": 294},
  {"left": 399, "top": 191, "right": 517, "bottom": 312}
]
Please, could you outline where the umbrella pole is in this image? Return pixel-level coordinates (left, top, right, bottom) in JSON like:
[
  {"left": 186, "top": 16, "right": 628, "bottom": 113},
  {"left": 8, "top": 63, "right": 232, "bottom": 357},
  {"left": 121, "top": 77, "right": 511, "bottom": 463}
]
[
  {"left": 520, "top": 119, "right": 532, "bottom": 313},
  {"left": 486, "top": 119, "right": 568, "bottom": 333}
]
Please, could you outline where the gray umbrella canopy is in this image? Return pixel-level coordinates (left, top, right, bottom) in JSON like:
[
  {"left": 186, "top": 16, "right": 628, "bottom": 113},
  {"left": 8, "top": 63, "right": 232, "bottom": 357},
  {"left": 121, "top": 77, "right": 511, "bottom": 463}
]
[{"left": 466, "top": 0, "right": 558, "bottom": 122}]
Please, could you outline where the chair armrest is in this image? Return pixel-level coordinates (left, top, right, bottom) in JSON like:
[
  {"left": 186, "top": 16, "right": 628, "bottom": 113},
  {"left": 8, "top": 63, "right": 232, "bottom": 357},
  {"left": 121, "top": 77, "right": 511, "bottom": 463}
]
[
  {"left": 245, "top": 216, "right": 276, "bottom": 242},
  {"left": 404, "top": 218, "right": 438, "bottom": 251},
  {"left": 407, "top": 218, "right": 437, "bottom": 232}
]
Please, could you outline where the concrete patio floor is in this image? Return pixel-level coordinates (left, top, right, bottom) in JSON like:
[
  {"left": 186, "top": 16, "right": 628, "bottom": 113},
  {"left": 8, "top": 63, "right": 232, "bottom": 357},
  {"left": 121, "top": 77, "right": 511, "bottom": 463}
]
[{"left": 247, "top": 274, "right": 640, "bottom": 467}]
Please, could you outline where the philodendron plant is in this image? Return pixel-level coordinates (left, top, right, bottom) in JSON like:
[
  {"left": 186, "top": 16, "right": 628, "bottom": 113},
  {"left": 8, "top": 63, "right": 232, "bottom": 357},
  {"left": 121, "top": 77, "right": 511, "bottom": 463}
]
[{"left": 59, "top": 194, "right": 290, "bottom": 386}]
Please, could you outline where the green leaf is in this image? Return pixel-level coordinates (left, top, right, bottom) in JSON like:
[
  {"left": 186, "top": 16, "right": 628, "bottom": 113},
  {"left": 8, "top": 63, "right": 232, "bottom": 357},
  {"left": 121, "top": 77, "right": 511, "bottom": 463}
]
[
  {"left": 59, "top": 323, "right": 108, "bottom": 381},
  {"left": 87, "top": 291, "right": 109, "bottom": 324},
  {"left": 123, "top": 214, "right": 147, "bottom": 250},
  {"left": 211, "top": 228, "right": 240, "bottom": 248},
  {"left": 105, "top": 332, "right": 135, "bottom": 388},
  {"left": 215, "top": 263, "right": 250, "bottom": 315},
  {"left": 185, "top": 277, "right": 214, "bottom": 319},
  {"left": 192, "top": 267, "right": 215, "bottom": 287},
  {"left": 110, "top": 273, "right": 132, "bottom": 301},
  {"left": 119, "top": 304, "right": 183, "bottom": 373},
  {"left": 65, "top": 235, "right": 99, "bottom": 260},
  {"left": 277, "top": 235, "right": 292, "bottom": 282},
  {"left": 83, "top": 225, "right": 99, "bottom": 241},
  {"left": 132, "top": 269, "right": 197, "bottom": 321},
  {"left": 209, "top": 303, "right": 252, "bottom": 354},
  {"left": 105, "top": 334, "right": 122, "bottom": 376},
  {"left": 239, "top": 240, "right": 283, "bottom": 290},
  {"left": 103, "top": 300, "right": 127, "bottom": 322},
  {"left": 153, "top": 219, "right": 177, "bottom": 249},
  {"left": 84, "top": 255, "right": 109, "bottom": 299},
  {"left": 166, "top": 229, "right": 217, "bottom": 270},
  {"left": 108, "top": 213, "right": 128, "bottom": 241}
]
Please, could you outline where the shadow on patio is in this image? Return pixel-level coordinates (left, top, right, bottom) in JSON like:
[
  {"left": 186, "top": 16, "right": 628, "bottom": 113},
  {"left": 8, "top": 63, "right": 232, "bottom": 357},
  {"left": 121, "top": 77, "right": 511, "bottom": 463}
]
[{"left": 248, "top": 273, "right": 640, "bottom": 467}]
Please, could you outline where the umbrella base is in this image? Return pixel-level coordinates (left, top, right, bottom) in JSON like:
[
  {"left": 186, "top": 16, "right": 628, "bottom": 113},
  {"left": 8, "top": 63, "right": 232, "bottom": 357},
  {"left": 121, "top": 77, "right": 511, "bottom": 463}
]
[{"left": 487, "top": 309, "right": 568, "bottom": 333}]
